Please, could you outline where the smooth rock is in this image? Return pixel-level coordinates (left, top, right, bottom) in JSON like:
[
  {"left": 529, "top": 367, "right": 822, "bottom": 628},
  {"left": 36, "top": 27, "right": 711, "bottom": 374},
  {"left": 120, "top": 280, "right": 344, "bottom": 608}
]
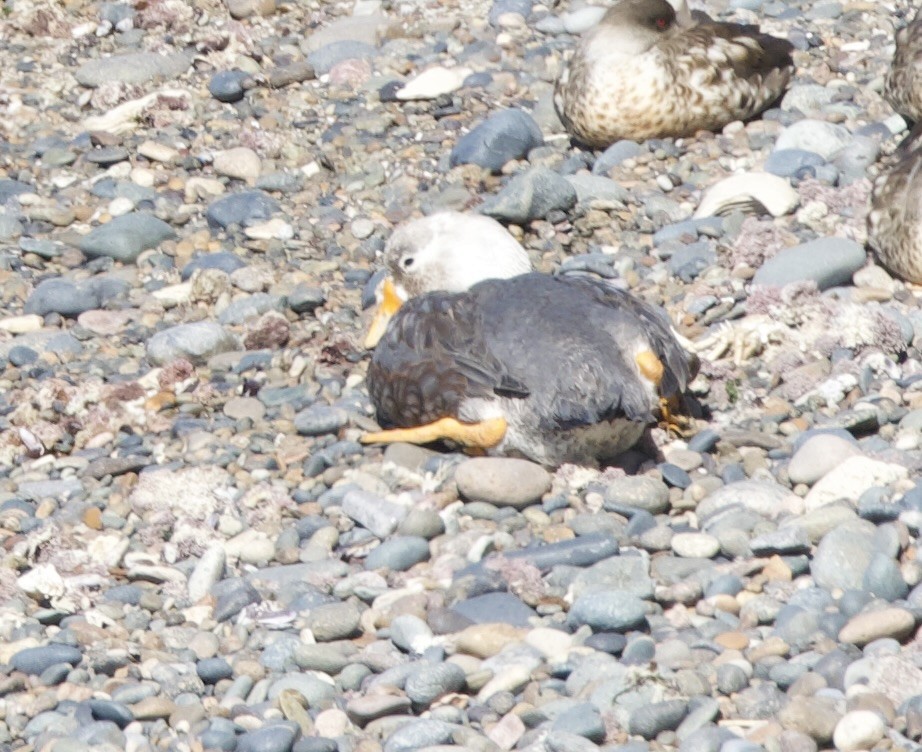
[
  {"left": 75, "top": 51, "right": 191, "bottom": 87},
  {"left": 832, "top": 710, "right": 886, "bottom": 752},
  {"left": 752, "top": 237, "right": 868, "bottom": 291},
  {"left": 568, "top": 590, "right": 647, "bottom": 631},
  {"left": 449, "top": 109, "right": 544, "bottom": 172},
  {"left": 838, "top": 607, "right": 915, "bottom": 646},
  {"left": 78, "top": 213, "right": 175, "bottom": 262},
  {"left": 774, "top": 119, "right": 853, "bottom": 159},
  {"left": 147, "top": 322, "right": 239, "bottom": 366},
  {"left": 480, "top": 166, "right": 577, "bottom": 224},
  {"left": 788, "top": 434, "right": 863, "bottom": 485},
  {"left": 455, "top": 457, "right": 550, "bottom": 508},
  {"left": 364, "top": 536, "right": 430, "bottom": 571}
]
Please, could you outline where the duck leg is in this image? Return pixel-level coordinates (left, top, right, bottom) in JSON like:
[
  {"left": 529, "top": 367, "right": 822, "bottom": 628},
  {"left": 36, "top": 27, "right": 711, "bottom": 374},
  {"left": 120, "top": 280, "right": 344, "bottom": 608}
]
[
  {"left": 635, "top": 350, "right": 694, "bottom": 437},
  {"left": 361, "top": 416, "right": 507, "bottom": 449}
]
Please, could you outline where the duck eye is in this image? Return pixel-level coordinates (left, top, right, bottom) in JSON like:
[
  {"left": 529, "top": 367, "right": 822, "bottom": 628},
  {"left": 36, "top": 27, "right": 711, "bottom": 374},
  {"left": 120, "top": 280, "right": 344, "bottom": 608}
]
[
  {"left": 654, "top": 16, "right": 669, "bottom": 29},
  {"left": 402, "top": 256, "right": 415, "bottom": 269}
]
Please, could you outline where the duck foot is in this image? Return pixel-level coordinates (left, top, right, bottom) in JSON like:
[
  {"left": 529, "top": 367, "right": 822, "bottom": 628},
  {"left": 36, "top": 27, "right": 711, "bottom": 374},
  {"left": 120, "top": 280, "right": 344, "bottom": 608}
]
[
  {"left": 361, "top": 416, "right": 507, "bottom": 449},
  {"left": 659, "top": 396, "right": 695, "bottom": 438}
]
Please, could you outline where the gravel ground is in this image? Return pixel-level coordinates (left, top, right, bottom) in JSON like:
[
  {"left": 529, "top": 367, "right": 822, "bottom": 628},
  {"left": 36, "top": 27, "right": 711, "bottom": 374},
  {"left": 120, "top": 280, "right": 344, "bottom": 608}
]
[{"left": 2, "top": 0, "right": 922, "bottom": 750}]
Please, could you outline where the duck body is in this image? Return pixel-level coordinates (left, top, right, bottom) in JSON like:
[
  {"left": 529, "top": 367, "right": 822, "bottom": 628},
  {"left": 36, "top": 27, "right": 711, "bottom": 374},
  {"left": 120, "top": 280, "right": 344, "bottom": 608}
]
[
  {"left": 554, "top": 0, "right": 794, "bottom": 148},
  {"left": 868, "top": 144, "right": 922, "bottom": 284},
  {"left": 366, "top": 273, "right": 691, "bottom": 466},
  {"left": 884, "top": 9, "right": 922, "bottom": 123}
]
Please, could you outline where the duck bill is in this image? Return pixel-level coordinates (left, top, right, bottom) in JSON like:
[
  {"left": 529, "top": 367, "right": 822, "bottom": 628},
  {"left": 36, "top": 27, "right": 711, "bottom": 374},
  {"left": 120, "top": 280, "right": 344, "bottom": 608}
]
[{"left": 364, "top": 277, "right": 404, "bottom": 349}]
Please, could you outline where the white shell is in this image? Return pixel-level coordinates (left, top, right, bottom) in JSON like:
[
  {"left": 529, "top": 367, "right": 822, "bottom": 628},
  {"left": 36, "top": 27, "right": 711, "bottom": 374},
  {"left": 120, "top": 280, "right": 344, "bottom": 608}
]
[
  {"left": 694, "top": 172, "right": 800, "bottom": 219},
  {"left": 396, "top": 66, "right": 472, "bottom": 101}
]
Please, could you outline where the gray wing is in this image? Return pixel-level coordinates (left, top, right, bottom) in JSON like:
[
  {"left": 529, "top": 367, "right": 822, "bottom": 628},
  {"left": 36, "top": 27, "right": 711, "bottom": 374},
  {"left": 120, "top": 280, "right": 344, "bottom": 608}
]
[
  {"left": 470, "top": 274, "right": 692, "bottom": 429},
  {"left": 367, "top": 292, "right": 529, "bottom": 429}
]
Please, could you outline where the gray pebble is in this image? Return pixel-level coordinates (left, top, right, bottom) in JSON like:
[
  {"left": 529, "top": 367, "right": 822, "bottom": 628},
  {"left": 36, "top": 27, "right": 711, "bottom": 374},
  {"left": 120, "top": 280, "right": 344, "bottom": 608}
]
[
  {"left": 75, "top": 51, "right": 191, "bottom": 87},
  {"left": 501, "top": 532, "right": 619, "bottom": 571},
  {"left": 405, "top": 662, "right": 466, "bottom": 706},
  {"left": 218, "top": 293, "right": 286, "bottom": 325},
  {"left": 364, "top": 535, "right": 430, "bottom": 571},
  {"left": 592, "top": 140, "right": 643, "bottom": 174},
  {"left": 78, "top": 213, "right": 175, "bottom": 262},
  {"left": 304, "top": 601, "right": 362, "bottom": 641},
  {"left": 451, "top": 592, "right": 537, "bottom": 626},
  {"left": 341, "top": 489, "right": 407, "bottom": 538},
  {"left": 213, "top": 578, "right": 260, "bottom": 622},
  {"left": 811, "top": 520, "right": 878, "bottom": 590},
  {"left": 206, "top": 191, "right": 280, "bottom": 229},
  {"left": 11, "top": 644, "right": 83, "bottom": 676},
  {"left": 629, "top": 699, "right": 689, "bottom": 739},
  {"left": 604, "top": 475, "right": 670, "bottom": 514},
  {"left": 862, "top": 552, "right": 909, "bottom": 601},
  {"left": 752, "top": 237, "right": 867, "bottom": 290},
  {"left": 716, "top": 664, "right": 750, "bottom": 694},
  {"left": 568, "top": 590, "right": 647, "bottom": 631},
  {"left": 765, "top": 149, "right": 825, "bottom": 177},
  {"left": 480, "top": 166, "right": 577, "bottom": 224},
  {"left": 294, "top": 405, "right": 349, "bottom": 436},
  {"left": 209, "top": 70, "right": 250, "bottom": 102},
  {"left": 181, "top": 251, "right": 247, "bottom": 280},
  {"left": 237, "top": 723, "right": 298, "bottom": 752},
  {"left": 288, "top": 284, "right": 327, "bottom": 314},
  {"left": 455, "top": 457, "right": 551, "bottom": 508},
  {"left": 147, "top": 322, "right": 239, "bottom": 366},
  {"left": 382, "top": 719, "right": 457, "bottom": 752},
  {"left": 552, "top": 702, "right": 606, "bottom": 742},
  {"left": 774, "top": 119, "right": 853, "bottom": 159},
  {"left": 449, "top": 108, "right": 543, "bottom": 172},
  {"left": 196, "top": 657, "right": 233, "bottom": 684}
]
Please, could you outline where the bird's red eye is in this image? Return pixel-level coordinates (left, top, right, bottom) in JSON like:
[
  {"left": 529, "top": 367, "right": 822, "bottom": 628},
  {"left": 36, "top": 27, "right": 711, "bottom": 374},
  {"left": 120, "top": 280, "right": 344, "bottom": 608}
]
[{"left": 655, "top": 16, "right": 669, "bottom": 28}]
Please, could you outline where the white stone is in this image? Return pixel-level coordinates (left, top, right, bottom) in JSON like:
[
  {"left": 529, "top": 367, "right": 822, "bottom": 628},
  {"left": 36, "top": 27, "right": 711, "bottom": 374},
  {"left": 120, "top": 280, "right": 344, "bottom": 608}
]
[
  {"left": 188, "top": 544, "right": 227, "bottom": 601},
  {"left": 244, "top": 218, "right": 294, "bottom": 240},
  {"left": 225, "top": 529, "right": 275, "bottom": 565},
  {"left": 396, "top": 66, "right": 472, "bottom": 100},
  {"left": 694, "top": 172, "right": 799, "bottom": 219},
  {"left": 18, "top": 564, "right": 66, "bottom": 599},
  {"left": 805, "top": 456, "right": 908, "bottom": 511},
  {"left": 787, "top": 434, "right": 863, "bottom": 485},
  {"left": 671, "top": 532, "right": 720, "bottom": 558},
  {"left": 832, "top": 710, "right": 886, "bottom": 752},
  {"left": 0, "top": 314, "right": 43, "bottom": 334},
  {"left": 185, "top": 177, "right": 226, "bottom": 201},
  {"left": 138, "top": 140, "right": 179, "bottom": 163},
  {"left": 213, "top": 147, "right": 261, "bottom": 183},
  {"left": 152, "top": 281, "right": 193, "bottom": 307},
  {"left": 87, "top": 534, "right": 130, "bottom": 568},
  {"left": 108, "top": 196, "right": 135, "bottom": 217}
]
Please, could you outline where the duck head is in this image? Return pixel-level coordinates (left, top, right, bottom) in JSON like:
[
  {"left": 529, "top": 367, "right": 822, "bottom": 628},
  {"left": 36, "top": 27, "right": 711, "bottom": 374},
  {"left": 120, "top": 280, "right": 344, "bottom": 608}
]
[
  {"left": 595, "top": 0, "right": 691, "bottom": 55},
  {"left": 364, "top": 211, "right": 532, "bottom": 348}
]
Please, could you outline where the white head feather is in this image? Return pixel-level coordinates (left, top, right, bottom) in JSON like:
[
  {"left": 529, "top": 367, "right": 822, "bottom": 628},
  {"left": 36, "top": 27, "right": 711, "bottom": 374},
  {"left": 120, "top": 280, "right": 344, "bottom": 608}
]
[{"left": 384, "top": 211, "right": 533, "bottom": 298}]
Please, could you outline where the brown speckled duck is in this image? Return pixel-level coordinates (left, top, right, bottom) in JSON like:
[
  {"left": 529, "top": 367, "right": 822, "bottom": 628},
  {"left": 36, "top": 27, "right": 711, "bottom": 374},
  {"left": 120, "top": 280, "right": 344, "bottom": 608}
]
[
  {"left": 884, "top": 7, "right": 922, "bottom": 123},
  {"left": 554, "top": 0, "right": 795, "bottom": 148},
  {"left": 360, "top": 219, "right": 693, "bottom": 467},
  {"left": 867, "top": 135, "right": 922, "bottom": 284}
]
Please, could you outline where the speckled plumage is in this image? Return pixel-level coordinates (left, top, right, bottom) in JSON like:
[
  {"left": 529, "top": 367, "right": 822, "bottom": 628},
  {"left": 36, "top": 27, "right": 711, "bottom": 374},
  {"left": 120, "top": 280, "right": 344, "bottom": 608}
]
[
  {"left": 367, "top": 273, "right": 693, "bottom": 467},
  {"left": 554, "top": 0, "right": 795, "bottom": 148},
  {"left": 884, "top": 8, "right": 922, "bottom": 122},
  {"left": 868, "top": 143, "right": 922, "bottom": 284}
]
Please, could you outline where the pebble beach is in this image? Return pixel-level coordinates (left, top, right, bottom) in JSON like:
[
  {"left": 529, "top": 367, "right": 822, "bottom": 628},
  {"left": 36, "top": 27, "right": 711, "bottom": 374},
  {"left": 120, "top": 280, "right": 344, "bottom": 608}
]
[{"left": 2, "top": 0, "right": 922, "bottom": 750}]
